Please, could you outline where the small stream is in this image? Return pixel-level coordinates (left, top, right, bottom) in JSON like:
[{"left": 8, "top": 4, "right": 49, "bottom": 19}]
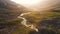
[{"left": 17, "top": 12, "right": 38, "bottom": 32}]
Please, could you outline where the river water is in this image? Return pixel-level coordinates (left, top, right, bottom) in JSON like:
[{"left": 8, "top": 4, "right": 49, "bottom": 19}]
[{"left": 17, "top": 12, "right": 38, "bottom": 32}]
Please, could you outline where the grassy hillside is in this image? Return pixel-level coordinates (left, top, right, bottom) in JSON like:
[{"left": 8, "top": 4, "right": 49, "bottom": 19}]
[
  {"left": 0, "top": 0, "right": 30, "bottom": 34},
  {"left": 23, "top": 8, "right": 60, "bottom": 34},
  {"left": 0, "top": 0, "right": 60, "bottom": 34}
]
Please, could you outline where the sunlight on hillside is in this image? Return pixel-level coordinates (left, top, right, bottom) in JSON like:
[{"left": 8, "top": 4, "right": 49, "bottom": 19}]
[
  {"left": 11, "top": 0, "right": 43, "bottom": 7},
  {"left": 0, "top": 0, "right": 60, "bottom": 34}
]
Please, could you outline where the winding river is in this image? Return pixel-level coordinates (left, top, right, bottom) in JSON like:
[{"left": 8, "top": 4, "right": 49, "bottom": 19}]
[{"left": 17, "top": 12, "right": 38, "bottom": 32}]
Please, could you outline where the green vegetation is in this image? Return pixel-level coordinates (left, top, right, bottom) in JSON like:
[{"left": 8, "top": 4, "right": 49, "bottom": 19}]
[
  {"left": 0, "top": 6, "right": 60, "bottom": 34},
  {"left": 22, "top": 8, "right": 60, "bottom": 34},
  {"left": 0, "top": 0, "right": 60, "bottom": 34}
]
